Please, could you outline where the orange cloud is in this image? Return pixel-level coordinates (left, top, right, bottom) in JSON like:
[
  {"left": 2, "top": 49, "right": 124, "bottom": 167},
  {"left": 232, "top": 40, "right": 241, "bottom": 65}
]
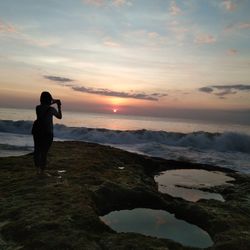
[
  {"left": 103, "top": 37, "right": 121, "bottom": 48},
  {"left": 0, "top": 20, "right": 17, "bottom": 33}
]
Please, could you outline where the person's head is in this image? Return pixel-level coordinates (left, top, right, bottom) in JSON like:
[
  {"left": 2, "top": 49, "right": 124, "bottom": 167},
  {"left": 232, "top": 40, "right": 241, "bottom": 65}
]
[{"left": 40, "top": 91, "right": 53, "bottom": 105}]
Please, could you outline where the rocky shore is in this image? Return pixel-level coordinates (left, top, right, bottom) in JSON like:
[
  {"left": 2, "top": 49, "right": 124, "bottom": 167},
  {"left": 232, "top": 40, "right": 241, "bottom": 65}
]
[{"left": 0, "top": 141, "right": 249, "bottom": 250}]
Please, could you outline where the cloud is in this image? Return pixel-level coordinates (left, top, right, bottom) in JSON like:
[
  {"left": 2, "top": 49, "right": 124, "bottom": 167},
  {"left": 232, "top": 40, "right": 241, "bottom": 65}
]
[
  {"left": 238, "top": 22, "right": 250, "bottom": 29},
  {"left": 84, "top": 0, "right": 104, "bottom": 6},
  {"left": 0, "top": 19, "right": 57, "bottom": 48},
  {"left": 199, "top": 84, "right": 250, "bottom": 97},
  {"left": 103, "top": 37, "right": 121, "bottom": 48},
  {"left": 112, "top": 0, "right": 131, "bottom": 7},
  {"left": 225, "top": 22, "right": 250, "bottom": 32},
  {"left": 124, "top": 29, "right": 168, "bottom": 47},
  {"left": 169, "top": 21, "right": 189, "bottom": 34},
  {"left": 71, "top": 86, "right": 166, "bottom": 101},
  {"left": 222, "top": 0, "right": 236, "bottom": 11},
  {"left": 194, "top": 34, "right": 216, "bottom": 44},
  {"left": 199, "top": 87, "right": 213, "bottom": 93},
  {"left": 44, "top": 75, "right": 167, "bottom": 101},
  {"left": 44, "top": 75, "right": 74, "bottom": 82},
  {"left": 83, "top": 0, "right": 131, "bottom": 7},
  {"left": 169, "top": 1, "right": 182, "bottom": 15},
  {"left": 226, "top": 48, "right": 238, "bottom": 55},
  {"left": 0, "top": 20, "right": 17, "bottom": 33},
  {"left": 168, "top": 20, "right": 189, "bottom": 42},
  {"left": 212, "top": 84, "right": 250, "bottom": 91},
  {"left": 214, "top": 88, "right": 237, "bottom": 97}
]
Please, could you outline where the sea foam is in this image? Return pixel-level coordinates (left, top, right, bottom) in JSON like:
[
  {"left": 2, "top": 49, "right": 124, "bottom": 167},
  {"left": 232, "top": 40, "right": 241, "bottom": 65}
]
[{"left": 0, "top": 120, "right": 249, "bottom": 154}]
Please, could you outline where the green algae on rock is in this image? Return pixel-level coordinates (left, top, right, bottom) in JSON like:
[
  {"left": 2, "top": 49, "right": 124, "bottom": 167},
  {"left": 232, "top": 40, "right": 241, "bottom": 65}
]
[{"left": 0, "top": 141, "right": 249, "bottom": 250}]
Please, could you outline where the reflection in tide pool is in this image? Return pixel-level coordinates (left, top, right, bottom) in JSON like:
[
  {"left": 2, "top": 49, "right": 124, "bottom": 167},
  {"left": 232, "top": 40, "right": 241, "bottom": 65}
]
[
  {"left": 100, "top": 208, "right": 213, "bottom": 248},
  {"left": 159, "top": 184, "right": 225, "bottom": 202},
  {"left": 155, "top": 169, "right": 234, "bottom": 202}
]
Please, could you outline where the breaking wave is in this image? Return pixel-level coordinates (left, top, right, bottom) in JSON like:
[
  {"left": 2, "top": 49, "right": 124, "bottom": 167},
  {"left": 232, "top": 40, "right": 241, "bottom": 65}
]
[{"left": 0, "top": 120, "right": 249, "bottom": 154}]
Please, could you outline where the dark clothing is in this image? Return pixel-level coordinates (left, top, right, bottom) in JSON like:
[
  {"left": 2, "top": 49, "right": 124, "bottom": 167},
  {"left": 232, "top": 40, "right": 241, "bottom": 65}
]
[
  {"left": 32, "top": 104, "right": 61, "bottom": 168},
  {"left": 35, "top": 105, "right": 59, "bottom": 135},
  {"left": 33, "top": 133, "right": 53, "bottom": 168}
]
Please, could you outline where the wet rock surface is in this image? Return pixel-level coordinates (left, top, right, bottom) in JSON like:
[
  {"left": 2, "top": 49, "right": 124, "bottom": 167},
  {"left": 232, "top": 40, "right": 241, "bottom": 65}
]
[{"left": 0, "top": 141, "right": 249, "bottom": 250}]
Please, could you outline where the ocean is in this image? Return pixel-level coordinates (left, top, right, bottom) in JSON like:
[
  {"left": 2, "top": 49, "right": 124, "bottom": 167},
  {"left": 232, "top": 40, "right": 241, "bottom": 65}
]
[{"left": 0, "top": 107, "right": 250, "bottom": 173}]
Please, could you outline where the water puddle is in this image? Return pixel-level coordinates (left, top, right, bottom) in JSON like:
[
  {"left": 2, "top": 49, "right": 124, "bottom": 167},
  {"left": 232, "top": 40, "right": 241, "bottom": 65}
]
[
  {"left": 56, "top": 170, "right": 66, "bottom": 179},
  {"left": 55, "top": 170, "right": 68, "bottom": 185},
  {"left": 155, "top": 169, "right": 234, "bottom": 202},
  {"left": 100, "top": 208, "right": 213, "bottom": 248}
]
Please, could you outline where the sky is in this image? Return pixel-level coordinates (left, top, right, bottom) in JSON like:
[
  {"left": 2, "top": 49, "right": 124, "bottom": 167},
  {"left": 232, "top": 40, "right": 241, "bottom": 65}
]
[{"left": 0, "top": 0, "right": 250, "bottom": 122}]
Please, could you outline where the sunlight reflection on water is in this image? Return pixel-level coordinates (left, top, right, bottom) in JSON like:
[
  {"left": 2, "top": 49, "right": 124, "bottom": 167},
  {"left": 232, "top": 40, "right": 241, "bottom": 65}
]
[
  {"left": 100, "top": 208, "right": 214, "bottom": 248},
  {"left": 155, "top": 169, "right": 234, "bottom": 202}
]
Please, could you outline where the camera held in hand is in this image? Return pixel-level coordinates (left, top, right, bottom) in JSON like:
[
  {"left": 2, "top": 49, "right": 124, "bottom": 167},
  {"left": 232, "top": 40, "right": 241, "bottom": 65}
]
[{"left": 52, "top": 99, "right": 61, "bottom": 106}]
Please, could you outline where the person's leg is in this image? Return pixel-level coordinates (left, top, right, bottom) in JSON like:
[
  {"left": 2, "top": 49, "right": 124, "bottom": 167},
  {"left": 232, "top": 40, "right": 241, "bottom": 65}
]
[
  {"left": 33, "top": 134, "right": 42, "bottom": 174},
  {"left": 40, "top": 134, "right": 53, "bottom": 174}
]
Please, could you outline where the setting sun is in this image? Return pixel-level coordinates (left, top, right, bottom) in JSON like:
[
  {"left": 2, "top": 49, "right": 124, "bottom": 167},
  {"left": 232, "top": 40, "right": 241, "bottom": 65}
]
[{"left": 113, "top": 108, "right": 118, "bottom": 113}]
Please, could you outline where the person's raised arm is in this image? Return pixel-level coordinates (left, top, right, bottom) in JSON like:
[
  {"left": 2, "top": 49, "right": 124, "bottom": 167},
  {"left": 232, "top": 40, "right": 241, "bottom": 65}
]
[{"left": 52, "top": 99, "right": 62, "bottom": 119}]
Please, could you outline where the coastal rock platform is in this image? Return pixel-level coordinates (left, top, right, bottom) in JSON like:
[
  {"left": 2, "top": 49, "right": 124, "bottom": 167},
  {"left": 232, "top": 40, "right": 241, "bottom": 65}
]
[{"left": 0, "top": 141, "right": 249, "bottom": 250}]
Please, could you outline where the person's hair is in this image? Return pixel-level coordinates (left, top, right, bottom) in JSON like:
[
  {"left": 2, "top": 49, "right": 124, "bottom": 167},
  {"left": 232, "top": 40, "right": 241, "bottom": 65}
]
[{"left": 40, "top": 91, "right": 52, "bottom": 105}]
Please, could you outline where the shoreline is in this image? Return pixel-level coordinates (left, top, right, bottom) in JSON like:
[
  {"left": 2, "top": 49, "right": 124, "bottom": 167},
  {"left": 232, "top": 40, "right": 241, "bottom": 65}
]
[{"left": 0, "top": 141, "right": 249, "bottom": 249}]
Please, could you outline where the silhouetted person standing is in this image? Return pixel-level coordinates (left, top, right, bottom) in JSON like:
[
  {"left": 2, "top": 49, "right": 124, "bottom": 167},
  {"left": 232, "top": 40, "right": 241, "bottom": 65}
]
[{"left": 32, "top": 91, "right": 62, "bottom": 175}]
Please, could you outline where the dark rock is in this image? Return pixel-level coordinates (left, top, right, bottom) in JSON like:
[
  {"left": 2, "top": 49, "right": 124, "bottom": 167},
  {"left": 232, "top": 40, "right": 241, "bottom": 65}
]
[{"left": 0, "top": 141, "right": 249, "bottom": 249}]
